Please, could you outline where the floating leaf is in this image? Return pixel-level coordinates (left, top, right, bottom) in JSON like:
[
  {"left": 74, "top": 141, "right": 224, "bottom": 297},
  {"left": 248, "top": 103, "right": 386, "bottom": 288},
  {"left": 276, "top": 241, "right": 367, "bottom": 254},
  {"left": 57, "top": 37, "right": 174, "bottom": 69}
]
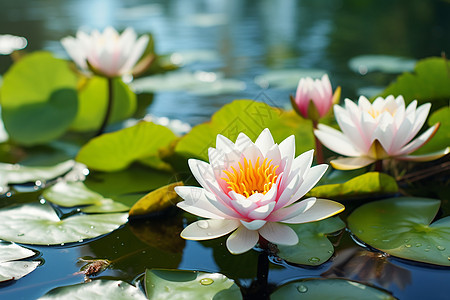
[
  {"left": 145, "top": 269, "right": 242, "bottom": 300},
  {"left": 0, "top": 203, "right": 128, "bottom": 245},
  {"left": 0, "top": 51, "right": 78, "bottom": 145},
  {"left": 271, "top": 278, "right": 395, "bottom": 300},
  {"left": 76, "top": 121, "right": 176, "bottom": 172},
  {"left": 129, "top": 181, "right": 183, "bottom": 217},
  {"left": 254, "top": 69, "right": 326, "bottom": 89},
  {"left": 348, "top": 197, "right": 450, "bottom": 266},
  {"left": 349, "top": 55, "right": 416, "bottom": 74},
  {"left": 277, "top": 217, "right": 345, "bottom": 266},
  {"left": 307, "top": 172, "right": 398, "bottom": 199},
  {"left": 39, "top": 280, "right": 147, "bottom": 300},
  {"left": 70, "top": 76, "right": 137, "bottom": 132},
  {"left": 175, "top": 100, "right": 315, "bottom": 161},
  {"left": 0, "top": 243, "right": 40, "bottom": 282},
  {"left": 380, "top": 57, "right": 450, "bottom": 105},
  {"left": 42, "top": 181, "right": 129, "bottom": 213},
  {"left": 412, "top": 106, "right": 450, "bottom": 155}
]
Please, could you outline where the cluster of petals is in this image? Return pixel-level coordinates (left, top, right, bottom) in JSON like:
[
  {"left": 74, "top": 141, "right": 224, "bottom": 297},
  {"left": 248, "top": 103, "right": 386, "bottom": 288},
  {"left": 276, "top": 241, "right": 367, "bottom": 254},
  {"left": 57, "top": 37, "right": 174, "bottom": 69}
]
[
  {"left": 0, "top": 34, "right": 27, "bottom": 55},
  {"left": 292, "top": 74, "right": 336, "bottom": 120},
  {"left": 314, "top": 95, "right": 448, "bottom": 170},
  {"left": 61, "top": 27, "right": 148, "bottom": 78},
  {"left": 175, "top": 128, "right": 344, "bottom": 254}
]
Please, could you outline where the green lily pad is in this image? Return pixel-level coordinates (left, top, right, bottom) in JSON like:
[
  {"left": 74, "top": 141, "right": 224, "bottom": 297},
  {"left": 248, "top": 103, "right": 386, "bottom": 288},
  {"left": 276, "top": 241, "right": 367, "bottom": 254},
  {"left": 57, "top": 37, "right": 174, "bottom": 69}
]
[
  {"left": 277, "top": 217, "right": 345, "bottom": 266},
  {"left": 145, "top": 269, "right": 242, "bottom": 300},
  {"left": 76, "top": 121, "right": 177, "bottom": 172},
  {"left": 349, "top": 55, "right": 416, "bottom": 74},
  {"left": 0, "top": 202, "right": 128, "bottom": 245},
  {"left": 307, "top": 172, "right": 398, "bottom": 200},
  {"left": 380, "top": 57, "right": 450, "bottom": 106},
  {"left": 348, "top": 197, "right": 450, "bottom": 266},
  {"left": 0, "top": 243, "right": 40, "bottom": 282},
  {"left": 412, "top": 106, "right": 450, "bottom": 155},
  {"left": 0, "top": 160, "right": 76, "bottom": 193},
  {"left": 42, "top": 181, "right": 129, "bottom": 213},
  {"left": 39, "top": 280, "right": 147, "bottom": 300},
  {"left": 70, "top": 76, "right": 136, "bottom": 132},
  {"left": 0, "top": 51, "right": 78, "bottom": 145},
  {"left": 175, "top": 100, "right": 315, "bottom": 161},
  {"left": 271, "top": 278, "right": 395, "bottom": 300}
]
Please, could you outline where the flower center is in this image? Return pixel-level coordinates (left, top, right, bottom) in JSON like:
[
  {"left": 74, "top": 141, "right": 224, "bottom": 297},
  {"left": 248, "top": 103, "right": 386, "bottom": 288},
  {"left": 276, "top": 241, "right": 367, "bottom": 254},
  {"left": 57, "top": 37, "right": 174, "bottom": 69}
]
[
  {"left": 367, "top": 107, "right": 397, "bottom": 119},
  {"left": 222, "top": 157, "right": 278, "bottom": 198}
]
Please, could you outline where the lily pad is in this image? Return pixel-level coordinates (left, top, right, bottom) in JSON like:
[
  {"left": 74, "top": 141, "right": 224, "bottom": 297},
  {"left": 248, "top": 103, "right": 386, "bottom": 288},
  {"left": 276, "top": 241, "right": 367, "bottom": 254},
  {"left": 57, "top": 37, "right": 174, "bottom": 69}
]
[
  {"left": 70, "top": 76, "right": 137, "bottom": 132},
  {"left": 271, "top": 278, "right": 395, "bottom": 300},
  {"left": 349, "top": 55, "right": 416, "bottom": 74},
  {"left": 0, "top": 243, "right": 40, "bottom": 282},
  {"left": 307, "top": 172, "right": 398, "bottom": 200},
  {"left": 348, "top": 197, "right": 450, "bottom": 266},
  {"left": 0, "top": 160, "right": 76, "bottom": 193},
  {"left": 380, "top": 57, "right": 450, "bottom": 105},
  {"left": 39, "top": 280, "right": 147, "bottom": 300},
  {"left": 175, "top": 100, "right": 315, "bottom": 161},
  {"left": 254, "top": 69, "right": 326, "bottom": 89},
  {"left": 76, "top": 121, "right": 177, "bottom": 172},
  {"left": 42, "top": 181, "right": 129, "bottom": 213},
  {"left": 277, "top": 217, "right": 345, "bottom": 266},
  {"left": 145, "top": 269, "right": 242, "bottom": 300},
  {"left": 0, "top": 202, "right": 128, "bottom": 245},
  {"left": 129, "top": 181, "right": 183, "bottom": 217},
  {"left": 0, "top": 51, "right": 78, "bottom": 145}
]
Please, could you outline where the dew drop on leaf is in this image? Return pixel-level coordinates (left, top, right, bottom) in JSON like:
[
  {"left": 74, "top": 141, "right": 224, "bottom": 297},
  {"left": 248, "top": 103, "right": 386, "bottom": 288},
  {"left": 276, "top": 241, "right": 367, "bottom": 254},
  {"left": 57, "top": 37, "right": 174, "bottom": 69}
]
[
  {"left": 297, "top": 285, "right": 308, "bottom": 293},
  {"left": 200, "top": 278, "right": 214, "bottom": 285}
]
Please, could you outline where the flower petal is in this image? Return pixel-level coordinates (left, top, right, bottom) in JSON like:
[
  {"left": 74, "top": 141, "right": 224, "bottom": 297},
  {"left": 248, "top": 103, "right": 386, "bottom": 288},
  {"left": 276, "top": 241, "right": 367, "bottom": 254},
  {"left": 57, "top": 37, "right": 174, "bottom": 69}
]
[
  {"left": 259, "top": 223, "right": 298, "bottom": 246},
  {"left": 267, "top": 197, "right": 316, "bottom": 222},
  {"left": 397, "top": 147, "right": 449, "bottom": 162},
  {"left": 396, "top": 123, "right": 440, "bottom": 156},
  {"left": 247, "top": 202, "right": 276, "bottom": 220},
  {"left": 240, "top": 219, "right": 267, "bottom": 230},
  {"left": 281, "top": 199, "right": 345, "bottom": 224},
  {"left": 314, "top": 124, "right": 362, "bottom": 157},
  {"left": 175, "top": 186, "right": 227, "bottom": 219},
  {"left": 255, "top": 128, "right": 275, "bottom": 156},
  {"left": 330, "top": 157, "right": 375, "bottom": 170},
  {"left": 226, "top": 226, "right": 259, "bottom": 254},
  {"left": 181, "top": 219, "right": 240, "bottom": 240}
]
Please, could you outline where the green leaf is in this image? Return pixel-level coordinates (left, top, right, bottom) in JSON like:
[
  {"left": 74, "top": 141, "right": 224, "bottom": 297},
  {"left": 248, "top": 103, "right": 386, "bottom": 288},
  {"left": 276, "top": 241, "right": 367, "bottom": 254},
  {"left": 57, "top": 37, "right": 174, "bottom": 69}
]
[
  {"left": 412, "top": 105, "right": 450, "bottom": 154},
  {"left": 175, "top": 100, "right": 315, "bottom": 161},
  {"left": 0, "top": 242, "right": 40, "bottom": 282},
  {"left": 271, "top": 278, "right": 395, "bottom": 300},
  {"left": 277, "top": 217, "right": 345, "bottom": 266},
  {"left": 348, "top": 197, "right": 450, "bottom": 266},
  {"left": 39, "top": 280, "right": 147, "bottom": 300},
  {"left": 145, "top": 269, "right": 242, "bottom": 300},
  {"left": 379, "top": 57, "right": 450, "bottom": 106},
  {"left": 76, "top": 121, "right": 177, "bottom": 171},
  {"left": 0, "top": 51, "right": 78, "bottom": 145},
  {"left": 307, "top": 172, "right": 398, "bottom": 199},
  {"left": 0, "top": 203, "right": 128, "bottom": 245},
  {"left": 70, "top": 76, "right": 136, "bottom": 132},
  {"left": 129, "top": 181, "right": 183, "bottom": 217},
  {"left": 42, "top": 181, "right": 129, "bottom": 213}
]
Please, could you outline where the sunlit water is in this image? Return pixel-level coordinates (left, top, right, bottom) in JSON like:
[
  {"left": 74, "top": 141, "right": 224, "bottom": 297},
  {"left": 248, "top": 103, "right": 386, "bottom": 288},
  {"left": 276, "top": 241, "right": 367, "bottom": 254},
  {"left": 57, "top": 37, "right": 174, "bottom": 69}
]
[{"left": 1, "top": 0, "right": 450, "bottom": 299}]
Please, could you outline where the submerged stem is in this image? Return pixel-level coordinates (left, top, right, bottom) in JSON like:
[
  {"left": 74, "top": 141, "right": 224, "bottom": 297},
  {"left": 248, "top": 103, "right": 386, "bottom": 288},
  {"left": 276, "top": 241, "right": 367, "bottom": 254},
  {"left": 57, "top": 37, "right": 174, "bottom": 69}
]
[
  {"left": 96, "top": 77, "right": 114, "bottom": 136},
  {"left": 374, "top": 160, "right": 383, "bottom": 172},
  {"left": 312, "top": 120, "right": 324, "bottom": 164}
]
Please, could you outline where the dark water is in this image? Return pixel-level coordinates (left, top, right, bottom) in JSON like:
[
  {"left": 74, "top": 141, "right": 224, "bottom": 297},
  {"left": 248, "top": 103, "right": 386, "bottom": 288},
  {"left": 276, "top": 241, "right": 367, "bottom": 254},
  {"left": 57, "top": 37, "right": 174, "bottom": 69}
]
[{"left": 1, "top": 0, "right": 450, "bottom": 299}]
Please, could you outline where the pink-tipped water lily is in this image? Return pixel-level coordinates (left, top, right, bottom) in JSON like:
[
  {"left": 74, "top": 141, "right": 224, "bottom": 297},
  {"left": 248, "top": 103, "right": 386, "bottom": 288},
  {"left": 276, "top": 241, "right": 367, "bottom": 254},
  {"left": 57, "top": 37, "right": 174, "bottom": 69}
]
[
  {"left": 314, "top": 95, "right": 449, "bottom": 170},
  {"left": 175, "top": 129, "right": 344, "bottom": 254},
  {"left": 0, "top": 34, "right": 27, "bottom": 55},
  {"left": 61, "top": 27, "right": 149, "bottom": 78},
  {"left": 291, "top": 74, "right": 340, "bottom": 121}
]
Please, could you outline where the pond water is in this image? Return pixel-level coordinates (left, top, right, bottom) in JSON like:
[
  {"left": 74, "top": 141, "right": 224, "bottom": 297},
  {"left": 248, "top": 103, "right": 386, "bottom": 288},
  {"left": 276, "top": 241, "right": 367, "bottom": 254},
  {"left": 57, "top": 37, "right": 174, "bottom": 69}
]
[{"left": 0, "top": 0, "right": 449, "bottom": 299}]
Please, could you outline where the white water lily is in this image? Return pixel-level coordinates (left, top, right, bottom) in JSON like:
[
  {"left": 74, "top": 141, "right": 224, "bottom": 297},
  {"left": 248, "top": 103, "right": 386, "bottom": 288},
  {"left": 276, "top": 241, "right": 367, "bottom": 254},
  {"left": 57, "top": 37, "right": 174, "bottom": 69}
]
[
  {"left": 314, "top": 95, "right": 448, "bottom": 170},
  {"left": 0, "top": 34, "right": 27, "bottom": 55},
  {"left": 61, "top": 27, "right": 149, "bottom": 77},
  {"left": 175, "top": 129, "right": 344, "bottom": 254}
]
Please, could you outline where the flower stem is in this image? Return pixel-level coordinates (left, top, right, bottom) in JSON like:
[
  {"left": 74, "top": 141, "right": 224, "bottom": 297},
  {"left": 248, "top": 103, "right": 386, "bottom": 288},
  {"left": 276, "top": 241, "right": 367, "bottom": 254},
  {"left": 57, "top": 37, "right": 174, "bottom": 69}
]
[
  {"left": 312, "top": 120, "right": 324, "bottom": 164},
  {"left": 374, "top": 160, "right": 383, "bottom": 172},
  {"left": 96, "top": 77, "right": 114, "bottom": 136}
]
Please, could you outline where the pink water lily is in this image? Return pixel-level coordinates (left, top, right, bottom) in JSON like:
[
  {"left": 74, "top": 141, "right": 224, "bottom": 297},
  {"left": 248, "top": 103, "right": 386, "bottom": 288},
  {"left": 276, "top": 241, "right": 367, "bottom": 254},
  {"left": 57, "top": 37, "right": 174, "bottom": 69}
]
[
  {"left": 314, "top": 95, "right": 448, "bottom": 170},
  {"left": 61, "top": 27, "right": 149, "bottom": 78},
  {"left": 291, "top": 74, "right": 340, "bottom": 120},
  {"left": 175, "top": 129, "right": 344, "bottom": 254}
]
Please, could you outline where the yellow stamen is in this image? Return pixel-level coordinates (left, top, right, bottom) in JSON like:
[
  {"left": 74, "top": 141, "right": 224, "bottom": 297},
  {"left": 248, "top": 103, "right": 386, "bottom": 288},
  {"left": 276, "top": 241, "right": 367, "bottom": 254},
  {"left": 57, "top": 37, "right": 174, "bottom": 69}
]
[{"left": 222, "top": 157, "right": 279, "bottom": 198}]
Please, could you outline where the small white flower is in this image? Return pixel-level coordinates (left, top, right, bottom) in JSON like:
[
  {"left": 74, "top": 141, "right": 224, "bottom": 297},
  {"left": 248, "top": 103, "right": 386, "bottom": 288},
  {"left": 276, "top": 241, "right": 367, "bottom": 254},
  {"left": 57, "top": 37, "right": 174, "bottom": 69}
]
[{"left": 0, "top": 34, "right": 27, "bottom": 55}]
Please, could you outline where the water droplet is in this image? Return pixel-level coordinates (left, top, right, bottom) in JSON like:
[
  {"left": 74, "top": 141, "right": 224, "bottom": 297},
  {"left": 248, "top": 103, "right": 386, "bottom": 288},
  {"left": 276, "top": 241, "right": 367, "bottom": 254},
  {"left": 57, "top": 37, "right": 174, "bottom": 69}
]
[
  {"left": 60, "top": 243, "right": 65, "bottom": 246},
  {"left": 90, "top": 226, "right": 95, "bottom": 229},
  {"left": 200, "top": 278, "right": 214, "bottom": 285},
  {"left": 327, "top": 250, "right": 333, "bottom": 254},
  {"left": 448, "top": 256, "right": 450, "bottom": 261},
  {"left": 39, "top": 199, "right": 46, "bottom": 204},
  {"left": 206, "top": 232, "right": 213, "bottom": 236},
  {"left": 197, "top": 220, "right": 209, "bottom": 229},
  {"left": 437, "top": 245, "right": 446, "bottom": 251},
  {"left": 404, "top": 239, "right": 410, "bottom": 243},
  {"left": 17, "top": 233, "right": 24, "bottom": 236},
  {"left": 405, "top": 244, "right": 412, "bottom": 248},
  {"left": 424, "top": 248, "right": 430, "bottom": 252},
  {"left": 415, "top": 243, "right": 422, "bottom": 247},
  {"left": 308, "top": 257, "right": 320, "bottom": 263},
  {"left": 382, "top": 239, "right": 390, "bottom": 243},
  {"left": 297, "top": 285, "right": 308, "bottom": 293},
  {"left": 24, "top": 264, "right": 28, "bottom": 268},
  {"left": 78, "top": 239, "right": 84, "bottom": 242},
  {"left": 5, "top": 192, "right": 12, "bottom": 197}
]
